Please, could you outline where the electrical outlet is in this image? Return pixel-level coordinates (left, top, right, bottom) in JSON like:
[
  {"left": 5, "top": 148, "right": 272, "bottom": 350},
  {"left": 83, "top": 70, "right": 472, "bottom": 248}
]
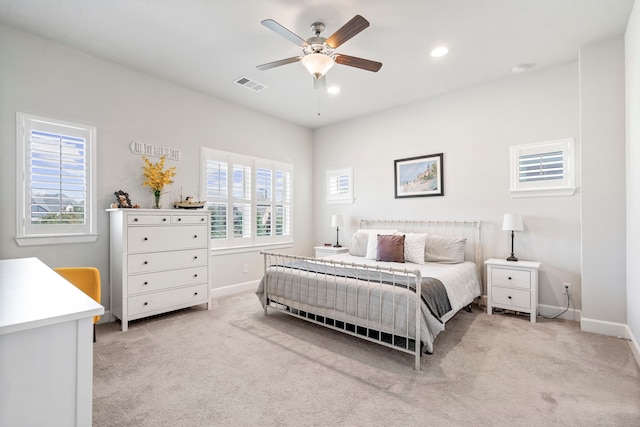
[{"left": 562, "top": 282, "right": 572, "bottom": 295}]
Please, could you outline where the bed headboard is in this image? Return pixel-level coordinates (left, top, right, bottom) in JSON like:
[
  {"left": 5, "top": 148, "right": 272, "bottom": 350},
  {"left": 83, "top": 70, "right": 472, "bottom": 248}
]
[{"left": 358, "top": 219, "right": 484, "bottom": 290}]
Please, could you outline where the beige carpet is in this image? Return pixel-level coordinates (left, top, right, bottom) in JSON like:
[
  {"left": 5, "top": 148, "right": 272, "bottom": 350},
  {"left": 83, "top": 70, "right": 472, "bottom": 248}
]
[{"left": 93, "top": 291, "right": 640, "bottom": 426}]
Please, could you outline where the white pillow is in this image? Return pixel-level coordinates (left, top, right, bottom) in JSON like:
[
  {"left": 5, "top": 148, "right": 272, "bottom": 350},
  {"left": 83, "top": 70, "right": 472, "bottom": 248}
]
[
  {"left": 349, "top": 232, "right": 369, "bottom": 257},
  {"left": 424, "top": 235, "right": 467, "bottom": 263},
  {"left": 362, "top": 229, "right": 398, "bottom": 260},
  {"left": 404, "top": 233, "right": 427, "bottom": 264}
]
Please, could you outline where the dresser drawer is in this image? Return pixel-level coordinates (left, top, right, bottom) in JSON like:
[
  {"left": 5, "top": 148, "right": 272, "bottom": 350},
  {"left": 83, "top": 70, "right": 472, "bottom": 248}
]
[
  {"left": 491, "top": 286, "right": 531, "bottom": 309},
  {"left": 172, "top": 214, "right": 208, "bottom": 224},
  {"left": 128, "top": 248, "right": 208, "bottom": 274},
  {"left": 127, "top": 214, "right": 171, "bottom": 225},
  {"left": 127, "top": 225, "right": 208, "bottom": 252},
  {"left": 127, "top": 283, "right": 208, "bottom": 316},
  {"left": 491, "top": 267, "right": 531, "bottom": 289},
  {"left": 127, "top": 266, "right": 207, "bottom": 295}
]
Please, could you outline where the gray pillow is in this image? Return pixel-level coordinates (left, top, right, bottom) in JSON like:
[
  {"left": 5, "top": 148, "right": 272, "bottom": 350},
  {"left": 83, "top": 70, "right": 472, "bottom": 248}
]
[{"left": 425, "top": 235, "right": 467, "bottom": 263}]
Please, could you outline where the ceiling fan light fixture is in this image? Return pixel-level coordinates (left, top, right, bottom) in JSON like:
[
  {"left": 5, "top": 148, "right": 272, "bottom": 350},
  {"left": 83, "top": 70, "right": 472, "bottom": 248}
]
[{"left": 301, "top": 53, "right": 335, "bottom": 79}]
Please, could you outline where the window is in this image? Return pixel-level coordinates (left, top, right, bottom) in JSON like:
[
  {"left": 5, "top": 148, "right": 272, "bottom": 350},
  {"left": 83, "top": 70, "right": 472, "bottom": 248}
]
[
  {"left": 326, "top": 167, "right": 353, "bottom": 204},
  {"left": 510, "top": 138, "right": 576, "bottom": 197},
  {"left": 201, "top": 147, "right": 292, "bottom": 251},
  {"left": 16, "top": 113, "right": 97, "bottom": 246}
]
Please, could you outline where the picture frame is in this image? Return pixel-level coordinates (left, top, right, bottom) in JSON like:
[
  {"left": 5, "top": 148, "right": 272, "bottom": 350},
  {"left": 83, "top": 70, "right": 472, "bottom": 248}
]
[
  {"left": 114, "top": 190, "right": 132, "bottom": 208},
  {"left": 394, "top": 153, "right": 444, "bottom": 198}
]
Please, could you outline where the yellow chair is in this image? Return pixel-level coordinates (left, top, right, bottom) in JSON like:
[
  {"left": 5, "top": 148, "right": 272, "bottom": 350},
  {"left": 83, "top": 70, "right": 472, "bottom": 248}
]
[{"left": 54, "top": 267, "right": 102, "bottom": 342}]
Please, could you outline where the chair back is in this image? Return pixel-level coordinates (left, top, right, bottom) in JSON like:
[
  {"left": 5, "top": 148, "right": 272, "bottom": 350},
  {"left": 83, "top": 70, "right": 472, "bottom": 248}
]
[{"left": 54, "top": 267, "right": 102, "bottom": 324}]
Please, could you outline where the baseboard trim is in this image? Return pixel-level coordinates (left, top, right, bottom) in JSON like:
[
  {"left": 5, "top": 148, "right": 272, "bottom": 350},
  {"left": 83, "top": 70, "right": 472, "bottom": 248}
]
[
  {"left": 538, "top": 304, "right": 581, "bottom": 322},
  {"left": 210, "top": 280, "right": 259, "bottom": 299},
  {"left": 625, "top": 325, "right": 640, "bottom": 369},
  {"left": 580, "top": 316, "right": 629, "bottom": 338}
]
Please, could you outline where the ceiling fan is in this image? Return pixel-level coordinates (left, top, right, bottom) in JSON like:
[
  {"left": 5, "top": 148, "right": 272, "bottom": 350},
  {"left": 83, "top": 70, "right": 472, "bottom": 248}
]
[{"left": 256, "top": 15, "right": 383, "bottom": 89}]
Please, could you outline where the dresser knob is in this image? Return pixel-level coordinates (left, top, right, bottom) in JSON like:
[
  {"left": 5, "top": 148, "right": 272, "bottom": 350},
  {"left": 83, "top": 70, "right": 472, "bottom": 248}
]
[
  {"left": 134, "top": 218, "right": 139, "bottom": 222},
  {"left": 143, "top": 261, "right": 148, "bottom": 265},
  {"left": 144, "top": 302, "right": 148, "bottom": 306},
  {"left": 201, "top": 218, "right": 205, "bottom": 221},
  {"left": 143, "top": 281, "right": 148, "bottom": 285},
  {"left": 194, "top": 274, "right": 198, "bottom": 278},
  {"left": 508, "top": 277, "right": 512, "bottom": 280},
  {"left": 194, "top": 256, "right": 198, "bottom": 259},
  {"left": 143, "top": 237, "right": 148, "bottom": 241},
  {"left": 508, "top": 296, "right": 512, "bottom": 299},
  {"left": 194, "top": 235, "right": 198, "bottom": 239},
  {"left": 162, "top": 218, "right": 167, "bottom": 222},
  {"left": 178, "top": 218, "right": 182, "bottom": 221},
  {"left": 194, "top": 292, "right": 198, "bottom": 296}
]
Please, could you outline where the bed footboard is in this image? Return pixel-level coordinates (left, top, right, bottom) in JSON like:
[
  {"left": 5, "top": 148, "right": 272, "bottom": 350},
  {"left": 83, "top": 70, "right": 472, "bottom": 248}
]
[{"left": 259, "top": 251, "right": 424, "bottom": 370}]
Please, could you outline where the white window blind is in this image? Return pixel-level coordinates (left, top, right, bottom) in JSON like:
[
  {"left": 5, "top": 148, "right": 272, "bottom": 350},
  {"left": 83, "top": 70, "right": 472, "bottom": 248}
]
[
  {"left": 327, "top": 168, "right": 353, "bottom": 204},
  {"left": 510, "top": 138, "right": 576, "bottom": 198},
  {"left": 16, "top": 113, "right": 97, "bottom": 246},
  {"left": 201, "top": 147, "right": 292, "bottom": 250}
]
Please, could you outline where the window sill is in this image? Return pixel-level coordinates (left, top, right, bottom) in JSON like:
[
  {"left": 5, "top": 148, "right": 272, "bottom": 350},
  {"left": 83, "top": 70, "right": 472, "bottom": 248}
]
[
  {"left": 15, "top": 234, "right": 99, "bottom": 247},
  {"left": 510, "top": 187, "right": 576, "bottom": 198},
  {"left": 210, "top": 241, "right": 293, "bottom": 256}
]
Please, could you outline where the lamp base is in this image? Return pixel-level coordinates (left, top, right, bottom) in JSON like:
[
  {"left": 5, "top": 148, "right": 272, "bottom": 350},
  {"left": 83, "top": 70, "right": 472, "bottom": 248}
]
[
  {"left": 506, "top": 255, "right": 518, "bottom": 262},
  {"left": 333, "top": 244, "right": 342, "bottom": 248}
]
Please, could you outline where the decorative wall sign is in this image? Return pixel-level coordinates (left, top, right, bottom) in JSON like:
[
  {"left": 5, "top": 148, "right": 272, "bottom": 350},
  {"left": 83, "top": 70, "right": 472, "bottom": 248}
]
[
  {"left": 130, "top": 140, "right": 181, "bottom": 160},
  {"left": 394, "top": 153, "right": 444, "bottom": 198}
]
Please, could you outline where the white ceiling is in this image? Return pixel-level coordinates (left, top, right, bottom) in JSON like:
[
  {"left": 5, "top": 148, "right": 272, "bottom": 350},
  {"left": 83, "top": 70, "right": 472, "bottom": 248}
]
[{"left": 0, "top": 0, "right": 635, "bottom": 129}]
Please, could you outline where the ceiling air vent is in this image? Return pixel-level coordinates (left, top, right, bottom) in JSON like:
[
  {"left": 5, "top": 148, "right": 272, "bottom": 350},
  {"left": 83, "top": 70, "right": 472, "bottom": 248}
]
[{"left": 235, "top": 77, "right": 267, "bottom": 92}]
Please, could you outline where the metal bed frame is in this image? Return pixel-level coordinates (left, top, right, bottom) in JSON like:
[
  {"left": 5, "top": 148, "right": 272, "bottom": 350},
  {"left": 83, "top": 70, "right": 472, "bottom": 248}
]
[{"left": 260, "top": 219, "right": 482, "bottom": 371}]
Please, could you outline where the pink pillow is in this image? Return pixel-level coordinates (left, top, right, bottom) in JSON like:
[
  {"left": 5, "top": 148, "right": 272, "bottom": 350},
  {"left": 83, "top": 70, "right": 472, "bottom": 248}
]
[{"left": 376, "top": 234, "right": 405, "bottom": 263}]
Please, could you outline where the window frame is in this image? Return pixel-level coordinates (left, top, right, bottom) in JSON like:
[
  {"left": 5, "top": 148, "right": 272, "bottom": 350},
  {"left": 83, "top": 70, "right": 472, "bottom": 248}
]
[
  {"left": 509, "top": 138, "right": 576, "bottom": 198},
  {"left": 201, "top": 147, "right": 293, "bottom": 254},
  {"left": 15, "top": 112, "right": 98, "bottom": 246},
  {"left": 326, "top": 167, "right": 354, "bottom": 204}
]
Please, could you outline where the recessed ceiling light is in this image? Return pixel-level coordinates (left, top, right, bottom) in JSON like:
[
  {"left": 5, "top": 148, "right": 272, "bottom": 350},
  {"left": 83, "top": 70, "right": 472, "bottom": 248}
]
[
  {"left": 327, "top": 86, "right": 340, "bottom": 94},
  {"left": 430, "top": 46, "right": 449, "bottom": 57},
  {"left": 512, "top": 63, "right": 536, "bottom": 73}
]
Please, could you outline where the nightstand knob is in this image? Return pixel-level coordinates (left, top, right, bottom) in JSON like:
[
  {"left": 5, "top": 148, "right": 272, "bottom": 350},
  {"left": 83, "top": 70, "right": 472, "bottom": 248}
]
[
  {"left": 508, "top": 296, "right": 512, "bottom": 299},
  {"left": 194, "top": 292, "right": 198, "bottom": 296},
  {"left": 194, "top": 235, "right": 198, "bottom": 239},
  {"left": 144, "top": 302, "right": 148, "bottom": 306},
  {"left": 162, "top": 218, "right": 167, "bottom": 222},
  {"left": 508, "top": 277, "right": 512, "bottom": 280},
  {"left": 134, "top": 218, "right": 139, "bottom": 222},
  {"left": 178, "top": 218, "right": 182, "bottom": 221},
  {"left": 143, "top": 281, "right": 148, "bottom": 285},
  {"left": 143, "top": 261, "right": 148, "bottom": 265},
  {"left": 143, "top": 237, "right": 148, "bottom": 241},
  {"left": 194, "top": 256, "right": 198, "bottom": 259}
]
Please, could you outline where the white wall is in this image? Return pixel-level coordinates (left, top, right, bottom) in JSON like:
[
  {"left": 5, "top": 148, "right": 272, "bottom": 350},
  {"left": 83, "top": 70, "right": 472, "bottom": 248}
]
[
  {"left": 313, "top": 63, "right": 582, "bottom": 316},
  {"left": 626, "top": 0, "right": 640, "bottom": 362},
  {"left": 0, "top": 24, "right": 314, "bottom": 309},
  {"left": 579, "top": 36, "right": 628, "bottom": 335}
]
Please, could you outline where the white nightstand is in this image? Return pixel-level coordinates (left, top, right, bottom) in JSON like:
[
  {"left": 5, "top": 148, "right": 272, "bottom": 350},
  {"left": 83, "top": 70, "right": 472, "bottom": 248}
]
[
  {"left": 485, "top": 258, "right": 541, "bottom": 323},
  {"left": 314, "top": 246, "right": 349, "bottom": 258}
]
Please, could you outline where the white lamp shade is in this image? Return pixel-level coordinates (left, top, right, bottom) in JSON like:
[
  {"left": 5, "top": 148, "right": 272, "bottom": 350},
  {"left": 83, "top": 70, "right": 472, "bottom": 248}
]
[
  {"left": 301, "top": 53, "right": 335, "bottom": 79},
  {"left": 502, "top": 214, "right": 524, "bottom": 231},
  {"left": 331, "top": 214, "right": 344, "bottom": 228}
]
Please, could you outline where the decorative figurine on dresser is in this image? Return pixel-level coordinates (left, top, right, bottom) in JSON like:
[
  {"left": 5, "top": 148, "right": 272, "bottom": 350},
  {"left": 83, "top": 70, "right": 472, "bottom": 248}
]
[{"left": 108, "top": 208, "right": 211, "bottom": 331}]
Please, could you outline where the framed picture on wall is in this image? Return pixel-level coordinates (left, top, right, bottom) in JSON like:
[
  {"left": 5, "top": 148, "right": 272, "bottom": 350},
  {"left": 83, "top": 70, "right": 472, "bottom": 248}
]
[{"left": 394, "top": 153, "right": 444, "bottom": 198}]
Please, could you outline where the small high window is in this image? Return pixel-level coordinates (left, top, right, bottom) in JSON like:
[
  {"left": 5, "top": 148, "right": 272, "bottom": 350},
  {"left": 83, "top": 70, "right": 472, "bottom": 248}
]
[{"left": 510, "top": 138, "right": 576, "bottom": 197}]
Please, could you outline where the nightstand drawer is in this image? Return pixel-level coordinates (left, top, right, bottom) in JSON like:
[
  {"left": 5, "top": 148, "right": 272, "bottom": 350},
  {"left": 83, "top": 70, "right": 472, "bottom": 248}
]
[
  {"left": 491, "top": 267, "right": 531, "bottom": 289},
  {"left": 491, "top": 286, "right": 531, "bottom": 309}
]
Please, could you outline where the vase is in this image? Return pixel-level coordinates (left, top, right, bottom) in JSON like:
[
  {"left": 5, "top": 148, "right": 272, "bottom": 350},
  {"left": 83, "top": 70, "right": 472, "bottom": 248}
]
[{"left": 153, "top": 192, "right": 162, "bottom": 209}]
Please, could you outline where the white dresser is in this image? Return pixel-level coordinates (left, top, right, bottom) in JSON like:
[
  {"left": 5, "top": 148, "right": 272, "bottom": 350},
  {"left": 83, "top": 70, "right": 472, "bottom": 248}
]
[{"left": 109, "top": 208, "right": 211, "bottom": 331}]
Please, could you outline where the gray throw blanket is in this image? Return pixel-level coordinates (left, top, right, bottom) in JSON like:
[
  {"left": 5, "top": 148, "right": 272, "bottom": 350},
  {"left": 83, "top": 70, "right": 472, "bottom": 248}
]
[{"left": 271, "top": 260, "right": 452, "bottom": 322}]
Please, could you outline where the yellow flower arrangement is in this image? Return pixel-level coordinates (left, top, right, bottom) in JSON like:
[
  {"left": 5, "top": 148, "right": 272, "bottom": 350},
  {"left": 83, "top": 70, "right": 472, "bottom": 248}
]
[{"left": 142, "top": 156, "right": 176, "bottom": 208}]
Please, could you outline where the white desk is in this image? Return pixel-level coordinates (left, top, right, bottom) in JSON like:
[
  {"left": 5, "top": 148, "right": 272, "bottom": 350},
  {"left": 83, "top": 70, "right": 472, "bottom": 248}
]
[{"left": 0, "top": 257, "right": 104, "bottom": 426}]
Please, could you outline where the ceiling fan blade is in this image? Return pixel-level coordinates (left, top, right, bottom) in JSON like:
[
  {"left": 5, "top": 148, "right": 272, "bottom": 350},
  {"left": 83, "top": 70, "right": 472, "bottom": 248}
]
[
  {"left": 313, "top": 75, "right": 327, "bottom": 90},
  {"left": 326, "top": 15, "right": 370, "bottom": 49},
  {"left": 261, "top": 19, "right": 308, "bottom": 47},
  {"left": 257, "top": 56, "right": 302, "bottom": 71},
  {"left": 335, "top": 54, "right": 382, "bottom": 72}
]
